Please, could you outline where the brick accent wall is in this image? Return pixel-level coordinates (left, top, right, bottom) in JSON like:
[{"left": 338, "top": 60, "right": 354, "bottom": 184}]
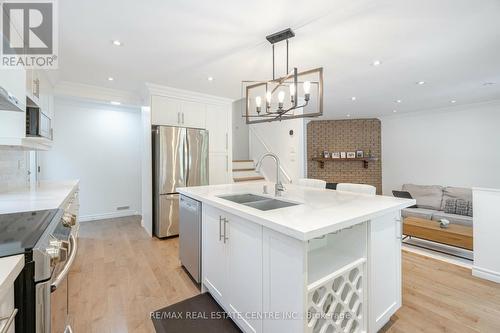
[{"left": 307, "top": 119, "right": 382, "bottom": 194}]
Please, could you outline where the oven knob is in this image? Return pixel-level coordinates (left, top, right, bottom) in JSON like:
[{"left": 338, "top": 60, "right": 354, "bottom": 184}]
[
  {"left": 46, "top": 246, "right": 61, "bottom": 267},
  {"left": 62, "top": 213, "right": 77, "bottom": 227}
]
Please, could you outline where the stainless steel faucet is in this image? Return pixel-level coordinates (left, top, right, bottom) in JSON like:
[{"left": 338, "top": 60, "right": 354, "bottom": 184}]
[{"left": 256, "top": 152, "right": 284, "bottom": 196}]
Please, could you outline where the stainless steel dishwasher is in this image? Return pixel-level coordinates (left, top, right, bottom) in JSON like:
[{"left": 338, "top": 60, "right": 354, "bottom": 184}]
[{"left": 179, "top": 195, "right": 201, "bottom": 283}]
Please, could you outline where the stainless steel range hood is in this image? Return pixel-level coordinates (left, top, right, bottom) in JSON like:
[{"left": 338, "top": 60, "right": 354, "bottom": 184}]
[{"left": 0, "top": 86, "right": 24, "bottom": 112}]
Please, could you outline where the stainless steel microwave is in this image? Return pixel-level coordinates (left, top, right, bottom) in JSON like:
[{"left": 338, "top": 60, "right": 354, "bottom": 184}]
[{"left": 26, "top": 106, "right": 52, "bottom": 139}]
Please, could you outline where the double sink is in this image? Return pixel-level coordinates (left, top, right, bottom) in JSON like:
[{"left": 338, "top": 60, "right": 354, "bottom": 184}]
[{"left": 218, "top": 193, "right": 299, "bottom": 211}]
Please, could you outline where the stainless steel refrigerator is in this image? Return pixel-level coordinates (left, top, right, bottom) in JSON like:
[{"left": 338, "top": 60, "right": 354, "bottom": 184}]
[{"left": 153, "top": 126, "right": 209, "bottom": 238}]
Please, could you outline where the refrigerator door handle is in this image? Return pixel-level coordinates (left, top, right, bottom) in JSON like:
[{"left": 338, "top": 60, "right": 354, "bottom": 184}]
[{"left": 185, "top": 130, "right": 190, "bottom": 185}]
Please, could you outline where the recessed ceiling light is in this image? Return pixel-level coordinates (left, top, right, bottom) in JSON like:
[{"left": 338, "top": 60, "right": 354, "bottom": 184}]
[
  {"left": 372, "top": 60, "right": 381, "bottom": 66},
  {"left": 207, "top": 76, "right": 214, "bottom": 81},
  {"left": 110, "top": 101, "right": 121, "bottom": 105},
  {"left": 346, "top": 114, "right": 351, "bottom": 117},
  {"left": 393, "top": 110, "right": 397, "bottom": 113},
  {"left": 483, "top": 82, "right": 495, "bottom": 86},
  {"left": 395, "top": 99, "right": 402, "bottom": 103},
  {"left": 450, "top": 100, "right": 457, "bottom": 103},
  {"left": 112, "top": 40, "right": 122, "bottom": 46},
  {"left": 351, "top": 96, "right": 356, "bottom": 101},
  {"left": 107, "top": 77, "right": 114, "bottom": 81},
  {"left": 417, "top": 81, "right": 425, "bottom": 85}
]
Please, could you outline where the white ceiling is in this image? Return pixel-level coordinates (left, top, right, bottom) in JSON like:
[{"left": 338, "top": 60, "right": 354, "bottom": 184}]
[{"left": 57, "top": 0, "right": 500, "bottom": 118}]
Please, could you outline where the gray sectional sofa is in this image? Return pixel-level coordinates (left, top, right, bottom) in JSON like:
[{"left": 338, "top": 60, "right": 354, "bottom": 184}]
[{"left": 401, "top": 184, "right": 473, "bottom": 227}]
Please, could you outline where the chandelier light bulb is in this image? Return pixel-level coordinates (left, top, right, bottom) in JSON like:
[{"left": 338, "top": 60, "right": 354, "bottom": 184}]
[
  {"left": 303, "top": 81, "right": 311, "bottom": 101},
  {"left": 278, "top": 91, "right": 285, "bottom": 109},
  {"left": 255, "top": 96, "right": 262, "bottom": 113},
  {"left": 289, "top": 84, "right": 296, "bottom": 103}
]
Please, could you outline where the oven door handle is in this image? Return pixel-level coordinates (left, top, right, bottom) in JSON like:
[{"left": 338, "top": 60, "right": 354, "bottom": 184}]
[{"left": 51, "top": 234, "right": 77, "bottom": 292}]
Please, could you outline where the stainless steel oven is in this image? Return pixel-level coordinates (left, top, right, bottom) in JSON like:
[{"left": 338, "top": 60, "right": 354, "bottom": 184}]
[{"left": 35, "top": 192, "right": 79, "bottom": 333}]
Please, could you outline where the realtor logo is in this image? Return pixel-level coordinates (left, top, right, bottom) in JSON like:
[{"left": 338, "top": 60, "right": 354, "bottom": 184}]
[{"left": 1, "top": 0, "right": 58, "bottom": 68}]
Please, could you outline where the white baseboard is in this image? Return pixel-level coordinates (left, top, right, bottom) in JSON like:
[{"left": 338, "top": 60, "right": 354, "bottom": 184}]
[
  {"left": 79, "top": 210, "right": 140, "bottom": 222},
  {"left": 472, "top": 266, "right": 500, "bottom": 283}
]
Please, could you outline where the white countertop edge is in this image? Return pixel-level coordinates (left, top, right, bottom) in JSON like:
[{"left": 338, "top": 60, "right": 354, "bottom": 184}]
[
  {"left": 178, "top": 188, "right": 413, "bottom": 241},
  {"left": 473, "top": 187, "right": 500, "bottom": 193},
  {"left": 0, "top": 179, "right": 79, "bottom": 214},
  {"left": 0, "top": 254, "right": 24, "bottom": 299}
]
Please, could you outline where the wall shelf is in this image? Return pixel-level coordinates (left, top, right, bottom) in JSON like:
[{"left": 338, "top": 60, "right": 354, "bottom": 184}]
[{"left": 311, "top": 157, "right": 378, "bottom": 169}]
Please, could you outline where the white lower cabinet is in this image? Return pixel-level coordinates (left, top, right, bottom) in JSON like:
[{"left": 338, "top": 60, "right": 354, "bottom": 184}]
[
  {"left": 227, "top": 213, "right": 263, "bottom": 333},
  {"left": 0, "top": 286, "right": 16, "bottom": 333},
  {"left": 202, "top": 205, "right": 227, "bottom": 301},
  {"left": 368, "top": 211, "right": 402, "bottom": 332},
  {"left": 202, "top": 203, "right": 402, "bottom": 333},
  {"left": 203, "top": 205, "right": 263, "bottom": 333}
]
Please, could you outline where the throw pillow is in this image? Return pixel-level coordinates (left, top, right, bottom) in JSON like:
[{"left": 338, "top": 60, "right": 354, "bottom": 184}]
[
  {"left": 467, "top": 201, "right": 473, "bottom": 217},
  {"left": 444, "top": 199, "right": 457, "bottom": 214},
  {"left": 456, "top": 199, "right": 469, "bottom": 216}
]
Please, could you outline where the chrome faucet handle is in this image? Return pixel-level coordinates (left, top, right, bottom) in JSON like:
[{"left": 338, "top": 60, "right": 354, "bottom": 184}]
[{"left": 275, "top": 182, "right": 285, "bottom": 196}]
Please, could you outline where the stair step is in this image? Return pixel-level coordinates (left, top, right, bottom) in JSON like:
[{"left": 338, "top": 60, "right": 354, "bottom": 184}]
[
  {"left": 232, "top": 168, "right": 255, "bottom": 172},
  {"left": 232, "top": 160, "right": 255, "bottom": 170},
  {"left": 233, "top": 176, "right": 265, "bottom": 183}
]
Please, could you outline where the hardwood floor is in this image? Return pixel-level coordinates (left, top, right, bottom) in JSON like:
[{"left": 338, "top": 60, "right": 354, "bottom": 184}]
[
  {"left": 68, "top": 216, "right": 199, "bottom": 333},
  {"left": 69, "top": 217, "right": 500, "bottom": 333}
]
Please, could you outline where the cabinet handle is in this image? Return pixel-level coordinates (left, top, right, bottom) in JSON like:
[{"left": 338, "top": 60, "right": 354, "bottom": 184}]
[
  {"left": 225, "top": 133, "right": 228, "bottom": 150},
  {"left": 182, "top": 112, "right": 185, "bottom": 124},
  {"left": 395, "top": 217, "right": 403, "bottom": 240},
  {"left": 177, "top": 112, "right": 181, "bottom": 124},
  {"left": 226, "top": 156, "right": 228, "bottom": 172},
  {"left": 223, "top": 218, "right": 229, "bottom": 243},
  {"left": 0, "top": 308, "right": 18, "bottom": 333},
  {"left": 219, "top": 216, "right": 223, "bottom": 241}
]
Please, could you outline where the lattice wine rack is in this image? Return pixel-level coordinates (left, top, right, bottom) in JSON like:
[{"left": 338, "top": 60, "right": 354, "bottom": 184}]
[{"left": 307, "top": 258, "right": 366, "bottom": 333}]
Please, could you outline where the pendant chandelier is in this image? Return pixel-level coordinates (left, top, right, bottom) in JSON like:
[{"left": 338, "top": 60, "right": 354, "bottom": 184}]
[{"left": 243, "top": 28, "right": 323, "bottom": 124}]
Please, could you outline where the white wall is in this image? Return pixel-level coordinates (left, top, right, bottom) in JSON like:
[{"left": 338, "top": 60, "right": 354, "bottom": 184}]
[
  {"left": 249, "top": 115, "right": 307, "bottom": 184},
  {"left": 39, "top": 97, "right": 142, "bottom": 220},
  {"left": 381, "top": 100, "right": 500, "bottom": 194},
  {"left": 232, "top": 99, "right": 249, "bottom": 160}
]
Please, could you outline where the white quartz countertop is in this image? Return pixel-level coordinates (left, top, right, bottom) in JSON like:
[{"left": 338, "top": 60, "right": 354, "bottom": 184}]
[
  {"left": 0, "top": 254, "right": 24, "bottom": 299},
  {"left": 0, "top": 180, "right": 79, "bottom": 214},
  {"left": 178, "top": 182, "right": 415, "bottom": 241}
]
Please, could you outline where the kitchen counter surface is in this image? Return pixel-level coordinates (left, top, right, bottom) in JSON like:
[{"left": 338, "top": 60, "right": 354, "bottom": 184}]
[
  {"left": 178, "top": 182, "right": 415, "bottom": 241},
  {"left": 0, "top": 180, "right": 79, "bottom": 214},
  {"left": 0, "top": 254, "right": 24, "bottom": 299}
]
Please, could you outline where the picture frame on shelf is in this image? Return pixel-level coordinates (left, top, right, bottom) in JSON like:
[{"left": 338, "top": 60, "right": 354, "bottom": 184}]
[
  {"left": 347, "top": 152, "right": 356, "bottom": 158},
  {"left": 356, "top": 150, "right": 364, "bottom": 158},
  {"left": 323, "top": 150, "right": 330, "bottom": 158},
  {"left": 331, "top": 152, "right": 340, "bottom": 159},
  {"left": 340, "top": 152, "right": 346, "bottom": 159}
]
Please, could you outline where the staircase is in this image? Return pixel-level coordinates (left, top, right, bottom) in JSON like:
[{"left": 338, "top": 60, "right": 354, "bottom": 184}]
[{"left": 232, "top": 160, "right": 265, "bottom": 183}]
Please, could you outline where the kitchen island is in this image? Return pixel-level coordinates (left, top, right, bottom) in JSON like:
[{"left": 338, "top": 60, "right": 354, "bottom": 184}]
[{"left": 178, "top": 182, "right": 415, "bottom": 333}]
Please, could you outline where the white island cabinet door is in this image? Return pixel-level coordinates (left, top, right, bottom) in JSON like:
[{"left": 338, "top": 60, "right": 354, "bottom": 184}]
[
  {"left": 368, "top": 211, "right": 402, "bottom": 332},
  {"left": 202, "top": 206, "right": 227, "bottom": 302},
  {"left": 227, "top": 215, "right": 263, "bottom": 333}
]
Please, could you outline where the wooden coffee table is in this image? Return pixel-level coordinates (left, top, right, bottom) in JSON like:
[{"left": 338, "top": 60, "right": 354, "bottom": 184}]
[{"left": 403, "top": 217, "right": 473, "bottom": 250}]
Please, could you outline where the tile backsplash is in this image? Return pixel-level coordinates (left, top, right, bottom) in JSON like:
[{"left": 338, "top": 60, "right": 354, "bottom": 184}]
[{"left": 0, "top": 151, "right": 29, "bottom": 192}]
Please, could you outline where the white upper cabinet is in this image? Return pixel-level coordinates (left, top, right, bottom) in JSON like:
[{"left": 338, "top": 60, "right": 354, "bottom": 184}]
[
  {"left": 151, "top": 95, "right": 206, "bottom": 129},
  {"left": 181, "top": 101, "right": 206, "bottom": 129},
  {"left": 206, "top": 104, "right": 229, "bottom": 153},
  {"left": 151, "top": 95, "right": 182, "bottom": 126}
]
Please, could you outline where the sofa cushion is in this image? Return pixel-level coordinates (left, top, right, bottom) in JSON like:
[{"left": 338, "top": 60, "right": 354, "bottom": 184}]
[
  {"left": 456, "top": 199, "right": 469, "bottom": 216},
  {"left": 443, "top": 199, "right": 457, "bottom": 214},
  {"left": 431, "top": 212, "right": 473, "bottom": 227},
  {"left": 440, "top": 187, "right": 472, "bottom": 211},
  {"left": 402, "top": 184, "right": 443, "bottom": 210},
  {"left": 402, "top": 208, "right": 438, "bottom": 220}
]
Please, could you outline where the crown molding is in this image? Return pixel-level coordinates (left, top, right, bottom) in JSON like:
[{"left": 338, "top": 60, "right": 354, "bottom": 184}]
[
  {"left": 54, "top": 81, "right": 141, "bottom": 106},
  {"left": 144, "top": 82, "right": 234, "bottom": 106}
]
